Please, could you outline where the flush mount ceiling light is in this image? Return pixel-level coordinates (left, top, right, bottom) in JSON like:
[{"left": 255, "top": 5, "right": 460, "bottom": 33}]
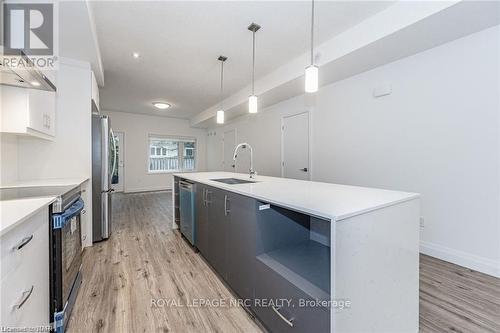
[
  {"left": 248, "top": 23, "right": 261, "bottom": 114},
  {"left": 216, "top": 55, "right": 227, "bottom": 124},
  {"left": 152, "top": 102, "right": 171, "bottom": 110},
  {"left": 30, "top": 81, "right": 41, "bottom": 87},
  {"left": 305, "top": 0, "right": 318, "bottom": 93},
  {"left": 132, "top": 52, "right": 140, "bottom": 59}
]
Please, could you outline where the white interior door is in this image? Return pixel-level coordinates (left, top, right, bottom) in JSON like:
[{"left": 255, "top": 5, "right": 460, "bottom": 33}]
[
  {"left": 223, "top": 129, "right": 236, "bottom": 172},
  {"left": 111, "top": 131, "right": 124, "bottom": 192},
  {"left": 282, "top": 112, "right": 310, "bottom": 180}
]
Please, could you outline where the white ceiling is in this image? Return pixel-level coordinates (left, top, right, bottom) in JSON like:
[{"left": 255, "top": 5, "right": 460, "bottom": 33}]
[
  {"left": 90, "top": 1, "right": 394, "bottom": 119},
  {"left": 191, "top": 0, "right": 500, "bottom": 127}
]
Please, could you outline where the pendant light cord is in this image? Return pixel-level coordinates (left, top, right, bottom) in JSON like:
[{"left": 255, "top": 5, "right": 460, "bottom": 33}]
[
  {"left": 252, "top": 30, "right": 256, "bottom": 95},
  {"left": 220, "top": 60, "right": 224, "bottom": 110},
  {"left": 310, "top": 0, "right": 315, "bottom": 65}
]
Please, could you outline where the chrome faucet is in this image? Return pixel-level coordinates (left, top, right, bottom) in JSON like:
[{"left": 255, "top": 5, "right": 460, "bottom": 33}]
[{"left": 233, "top": 143, "right": 256, "bottom": 179}]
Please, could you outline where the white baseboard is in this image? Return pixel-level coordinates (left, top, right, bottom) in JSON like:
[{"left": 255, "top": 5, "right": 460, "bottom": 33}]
[
  {"left": 420, "top": 240, "right": 500, "bottom": 278},
  {"left": 125, "top": 186, "right": 172, "bottom": 193}
]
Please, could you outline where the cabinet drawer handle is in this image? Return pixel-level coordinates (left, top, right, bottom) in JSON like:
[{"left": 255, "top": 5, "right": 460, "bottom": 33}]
[
  {"left": 12, "top": 235, "right": 34, "bottom": 251},
  {"left": 271, "top": 306, "right": 294, "bottom": 327},
  {"left": 13, "top": 286, "right": 34, "bottom": 310},
  {"left": 224, "top": 195, "right": 230, "bottom": 216},
  {"left": 205, "top": 190, "right": 212, "bottom": 205}
]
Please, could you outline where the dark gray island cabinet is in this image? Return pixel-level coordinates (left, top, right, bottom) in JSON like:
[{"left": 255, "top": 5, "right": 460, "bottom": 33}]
[
  {"left": 195, "top": 183, "right": 258, "bottom": 302},
  {"left": 173, "top": 172, "right": 420, "bottom": 333},
  {"left": 177, "top": 177, "right": 331, "bottom": 332}
]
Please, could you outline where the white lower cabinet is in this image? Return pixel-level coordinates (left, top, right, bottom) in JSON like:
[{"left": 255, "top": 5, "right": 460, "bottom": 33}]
[
  {"left": 0, "top": 85, "right": 56, "bottom": 139},
  {"left": 0, "top": 207, "right": 50, "bottom": 328}
]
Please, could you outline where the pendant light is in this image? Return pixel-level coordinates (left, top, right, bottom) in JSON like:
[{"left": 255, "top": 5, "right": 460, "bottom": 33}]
[
  {"left": 305, "top": 0, "right": 318, "bottom": 93},
  {"left": 248, "top": 23, "right": 261, "bottom": 114},
  {"left": 216, "top": 55, "right": 227, "bottom": 124}
]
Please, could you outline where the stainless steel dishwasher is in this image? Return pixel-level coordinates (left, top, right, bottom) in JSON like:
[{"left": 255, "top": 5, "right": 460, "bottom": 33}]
[{"left": 179, "top": 180, "right": 196, "bottom": 245}]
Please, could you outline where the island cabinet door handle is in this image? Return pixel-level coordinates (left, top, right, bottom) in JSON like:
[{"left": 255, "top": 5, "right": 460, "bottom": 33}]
[
  {"left": 206, "top": 190, "right": 212, "bottom": 205},
  {"left": 13, "top": 286, "right": 34, "bottom": 310},
  {"left": 12, "top": 235, "right": 34, "bottom": 251},
  {"left": 271, "top": 306, "right": 294, "bottom": 327},
  {"left": 224, "top": 195, "right": 230, "bottom": 216},
  {"left": 203, "top": 189, "right": 210, "bottom": 206}
]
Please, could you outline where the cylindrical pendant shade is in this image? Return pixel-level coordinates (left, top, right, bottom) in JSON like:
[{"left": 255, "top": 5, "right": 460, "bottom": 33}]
[
  {"left": 216, "top": 110, "right": 225, "bottom": 124},
  {"left": 248, "top": 95, "right": 258, "bottom": 114},
  {"left": 305, "top": 65, "right": 318, "bottom": 93}
]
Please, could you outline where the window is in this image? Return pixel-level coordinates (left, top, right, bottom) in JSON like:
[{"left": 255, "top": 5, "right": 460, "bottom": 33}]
[{"left": 148, "top": 136, "right": 196, "bottom": 172}]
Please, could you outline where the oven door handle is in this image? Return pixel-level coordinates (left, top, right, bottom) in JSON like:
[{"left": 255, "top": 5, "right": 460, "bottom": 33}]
[{"left": 52, "top": 198, "right": 84, "bottom": 229}]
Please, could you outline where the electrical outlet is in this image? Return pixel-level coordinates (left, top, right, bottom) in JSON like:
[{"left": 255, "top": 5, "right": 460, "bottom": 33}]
[{"left": 419, "top": 217, "right": 425, "bottom": 230}]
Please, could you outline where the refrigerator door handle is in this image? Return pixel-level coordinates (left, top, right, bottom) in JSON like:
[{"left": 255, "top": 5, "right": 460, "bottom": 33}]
[
  {"left": 101, "top": 191, "right": 108, "bottom": 238},
  {"left": 110, "top": 128, "right": 118, "bottom": 179},
  {"left": 101, "top": 117, "right": 110, "bottom": 191}
]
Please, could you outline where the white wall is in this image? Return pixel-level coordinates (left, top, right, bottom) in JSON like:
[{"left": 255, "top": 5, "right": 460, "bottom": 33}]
[
  {"left": 17, "top": 61, "right": 92, "bottom": 180},
  {"left": 103, "top": 111, "right": 207, "bottom": 193},
  {"left": 207, "top": 96, "right": 307, "bottom": 176},
  {"left": 0, "top": 134, "right": 19, "bottom": 185},
  {"left": 207, "top": 26, "right": 500, "bottom": 277},
  {"left": 16, "top": 59, "right": 93, "bottom": 247}
]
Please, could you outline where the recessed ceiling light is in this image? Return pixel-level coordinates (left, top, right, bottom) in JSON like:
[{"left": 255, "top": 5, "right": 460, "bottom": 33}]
[
  {"left": 132, "top": 52, "right": 140, "bottom": 59},
  {"left": 30, "top": 81, "right": 41, "bottom": 87},
  {"left": 153, "top": 102, "right": 171, "bottom": 110}
]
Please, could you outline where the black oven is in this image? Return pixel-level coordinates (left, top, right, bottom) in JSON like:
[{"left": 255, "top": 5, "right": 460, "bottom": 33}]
[{"left": 50, "top": 188, "right": 84, "bottom": 333}]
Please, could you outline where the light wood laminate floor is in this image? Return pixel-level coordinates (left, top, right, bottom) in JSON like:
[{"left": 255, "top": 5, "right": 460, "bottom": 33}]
[{"left": 68, "top": 192, "right": 500, "bottom": 333}]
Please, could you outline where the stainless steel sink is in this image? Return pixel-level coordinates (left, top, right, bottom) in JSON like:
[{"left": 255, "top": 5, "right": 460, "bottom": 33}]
[{"left": 210, "top": 178, "right": 257, "bottom": 185}]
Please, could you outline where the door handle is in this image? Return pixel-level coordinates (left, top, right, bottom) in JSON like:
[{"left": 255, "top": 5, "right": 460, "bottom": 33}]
[{"left": 300, "top": 167, "right": 308, "bottom": 172}]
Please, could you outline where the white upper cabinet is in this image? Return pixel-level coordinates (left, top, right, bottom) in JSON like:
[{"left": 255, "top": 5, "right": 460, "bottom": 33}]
[
  {"left": 91, "top": 71, "right": 100, "bottom": 111},
  {"left": 0, "top": 86, "right": 56, "bottom": 140}
]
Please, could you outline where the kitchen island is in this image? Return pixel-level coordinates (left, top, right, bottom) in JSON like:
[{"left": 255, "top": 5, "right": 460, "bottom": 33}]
[{"left": 173, "top": 172, "right": 420, "bottom": 333}]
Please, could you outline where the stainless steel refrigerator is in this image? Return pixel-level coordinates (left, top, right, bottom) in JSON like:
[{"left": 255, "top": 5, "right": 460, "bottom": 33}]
[{"left": 92, "top": 113, "right": 117, "bottom": 242}]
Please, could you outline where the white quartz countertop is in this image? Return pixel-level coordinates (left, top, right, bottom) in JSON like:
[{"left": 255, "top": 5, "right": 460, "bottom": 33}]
[
  {"left": 174, "top": 172, "right": 419, "bottom": 221},
  {"left": 0, "top": 177, "right": 89, "bottom": 236},
  {"left": 0, "top": 177, "right": 89, "bottom": 189},
  {"left": 0, "top": 196, "right": 56, "bottom": 236}
]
